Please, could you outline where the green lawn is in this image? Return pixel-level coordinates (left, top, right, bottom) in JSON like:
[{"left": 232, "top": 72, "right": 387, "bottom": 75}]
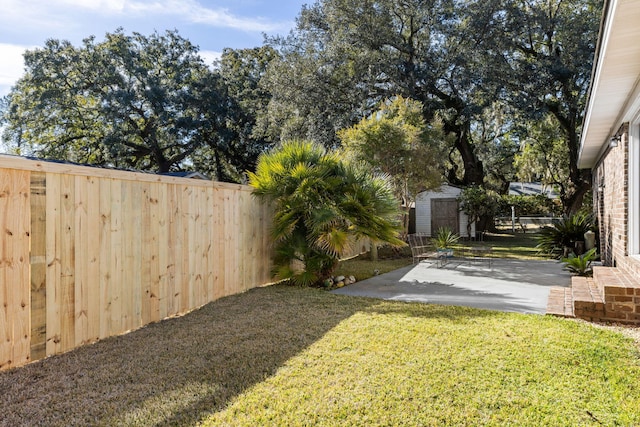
[
  {"left": 2, "top": 232, "right": 638, "bottom": 426},
  {"left": 458, "top": 232, "right": 548, "bottom": 260},
  {"left": 336, "top": 232, "right": 546, "bottom": 282},
  {"left": 201, "top": 288, "right": 640, "bottom": 426},
  {"left": 1, "top": 285, "right": 638, "bottom": 426}
]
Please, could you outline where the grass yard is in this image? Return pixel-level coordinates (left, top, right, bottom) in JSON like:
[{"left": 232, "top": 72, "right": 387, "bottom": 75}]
[
  {"left": 458, "top": 232, "right": 547, "bottom": 260},
  {"left": 336, "top": 232, "right": 547, "bottom": 283},
  {"left": 334, "top": 255, "right": 412, "bottom": 281},
  {"left": 1, "top": 285, "right": 639, "bottom": 426}
]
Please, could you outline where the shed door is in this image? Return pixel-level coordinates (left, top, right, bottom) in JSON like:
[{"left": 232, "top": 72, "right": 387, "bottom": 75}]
[{"left": 431, "top": 198, "right": 459, "bottom": 234}]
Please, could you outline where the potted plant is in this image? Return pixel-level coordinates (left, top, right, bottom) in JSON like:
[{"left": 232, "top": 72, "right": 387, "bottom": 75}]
[{"left": 432, "top": 227, "right": 459, "bottom": 258}]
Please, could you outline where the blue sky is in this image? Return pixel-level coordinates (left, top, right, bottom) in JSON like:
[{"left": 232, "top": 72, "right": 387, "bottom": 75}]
[{"left": 0, "top": 0, "right": 308, "bottom": 97}]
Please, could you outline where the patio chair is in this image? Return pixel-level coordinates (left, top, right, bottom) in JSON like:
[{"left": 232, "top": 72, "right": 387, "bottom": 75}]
[
  {"left": 408, "top": 233, "right": 445, "bottom": 267},
  {"left": 462, "top": 245, "right": 493, "bottom": 269}
]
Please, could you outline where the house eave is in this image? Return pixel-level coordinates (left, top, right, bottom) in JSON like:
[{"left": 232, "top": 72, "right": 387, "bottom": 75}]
[{"left": 579, "top": 0, "right": 640, "bottom": 169}]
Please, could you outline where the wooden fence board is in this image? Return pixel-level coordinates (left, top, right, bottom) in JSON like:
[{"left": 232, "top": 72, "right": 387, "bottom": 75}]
[
  {"left": 109, "top": 179, "right": 123, "bottom": 335},
  {"left": 205, "top": 187, "right": 215, "bottom": 300},
  {"left": 142, "top": 182, "right": 160, "bottom": 324},
  {"left": 225, "top": 189, "right": 238, "bottom": 296},
  {"left": 59, "top": 174, "right": 75, "bottom": 352},
  {"left": 0, "top": 170, "right": 31, "bottom": 369},
  {"left": 212, "top": 187, "right": 224, "bottom": 300},
  {"left": 74, "top": 175, "right": 89, "bottom": 347},
  {"left": 157, "top": 184, "right": 169, "bottom": 320},
  {"left": 127, "top": 181, "right": 143, "bottom": 331},
  {"left": 85, "top": 176, "right": 101, "bottom": 343},
  {"left": 238, "top": 190, "right": 248, "bottom": 292},
  {"left": 0, "top": 171, "right": 10, "bottom": 369},
  {"left": 179, "top": 185, "right": 187, "bottom": 310},
  {"left": 98, "top": 178, "right": 112, "bottom": 339},
  {"left": 30, "top": 172, "right": 47, "bottom": 361},
  {"left": 121, "top": 182, "right": 133, "bottom": 332},
  {"left": 12, "top": 171, "right": 31, "bottom": 368},
  {"left": 45, "top": 173, "right": 62, "bottom": 355},
  {"left": 0, "top": 157, "right": 277, "bottom": 371},
  {"left": 167, "top": 184, "right": 178, "bottom": 317},
  {"left": 188, "top": 186, "right": 199, "bottom": 309},
  {"left": 132, "top": 182, "right": 143, "bottom": 329}
]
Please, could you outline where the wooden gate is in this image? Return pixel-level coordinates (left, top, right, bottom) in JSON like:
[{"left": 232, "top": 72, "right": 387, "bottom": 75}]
[{"left": 431, "top": 198, "right": 459, "bottom": 234}]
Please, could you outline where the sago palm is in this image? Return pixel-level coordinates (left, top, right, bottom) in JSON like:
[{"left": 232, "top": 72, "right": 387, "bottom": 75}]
[{"left": 249, "top": 140, "right": 404, "bottom": 286}]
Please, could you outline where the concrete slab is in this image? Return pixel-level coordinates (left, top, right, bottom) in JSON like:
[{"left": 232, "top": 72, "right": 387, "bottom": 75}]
[{"left": 332, "top": 258, "right": 572, "bottom": 314}]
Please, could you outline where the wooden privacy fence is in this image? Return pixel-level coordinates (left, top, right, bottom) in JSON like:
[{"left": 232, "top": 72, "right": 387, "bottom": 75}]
[{"left": 0, "top": 155, "right": 275, "bottom": 371}]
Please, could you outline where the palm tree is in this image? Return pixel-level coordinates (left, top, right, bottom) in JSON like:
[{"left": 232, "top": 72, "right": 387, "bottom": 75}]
[{"left": 249, "top": 140, "right": 404, "bottom": 286}]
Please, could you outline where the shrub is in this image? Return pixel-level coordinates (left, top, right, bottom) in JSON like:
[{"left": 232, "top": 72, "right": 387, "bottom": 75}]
[
  {"left": 249, "top": 140, "right": 404, "bottom": 286},
  {"left": 498, "top": 194, "right": 562, "bottom": 216},
  {"left": 562, "top": 248, "right": 598, "bottom": 276},
  {"left": 458, "top": 186, "right": 499, "bottom": 235},
  {"left": 432, "top": 227, "right": 460, "bottom": 249},
  {"left": 536, "top": 212, "right": 595, "bottom": 258}
]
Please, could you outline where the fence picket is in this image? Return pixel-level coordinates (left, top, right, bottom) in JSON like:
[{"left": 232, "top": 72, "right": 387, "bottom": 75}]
[{"left": 0, "top": 156, "right": 284, "bottom": 370}]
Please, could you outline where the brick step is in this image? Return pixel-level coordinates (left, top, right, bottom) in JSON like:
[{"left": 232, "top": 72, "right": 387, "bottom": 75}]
[
  {"left": 547, "top": 267, "right": 640, "bottom": 324},
  {"left": 571, "top": 276, "right": 605, "bottom": 321},
  {"left": 592, "top": 266, "right": 640, "bottom": 323},
  {"left": 546, "top": 287, "right": 574, "bottom": 318}
]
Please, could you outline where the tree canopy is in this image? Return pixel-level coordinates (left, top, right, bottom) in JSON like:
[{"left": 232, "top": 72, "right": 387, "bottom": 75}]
[
  {"left": 261, "top": 0, "right": 601, "bottom": 213},
  {"left": 0, "top": 1, "right": 602, "bottom": 211},
  {"left": 339, "top": 96, "right": 446, "bottom": 232},
  {"left": 0, "top": 30, "right": 276, "bottom": 181}
]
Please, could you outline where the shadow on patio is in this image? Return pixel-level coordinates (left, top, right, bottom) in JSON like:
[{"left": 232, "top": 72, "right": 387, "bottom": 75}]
[{"left": 333, "top": 258, "right": 572, "bottom": 315}]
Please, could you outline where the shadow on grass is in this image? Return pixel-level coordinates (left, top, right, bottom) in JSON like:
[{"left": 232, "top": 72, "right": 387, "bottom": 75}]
[
  {"left": 0, "top": 285, "right": 370, "bottom": 426},
  {"left": 0, "top": 284, "right": 509, "bottom": 427}
]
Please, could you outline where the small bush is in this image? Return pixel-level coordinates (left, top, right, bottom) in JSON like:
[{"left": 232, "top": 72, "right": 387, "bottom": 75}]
[
  {"left": 562, "top": 248, "right": 598, "bottom": 276},
  {"left": 497, "top": 194, "right": 562, "bottom": 216},
  {"left": 432, "top": 227, "right": 460, "bottom": 249},
  {"left": 249, "top": 140, "right": 404, "bottom": 286},
  {"left": 536, "top": 212, "right": 595, "bottom": 258}
]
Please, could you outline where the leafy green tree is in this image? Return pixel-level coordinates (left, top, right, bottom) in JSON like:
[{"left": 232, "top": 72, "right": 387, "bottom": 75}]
[
  {"left": 263, "top": 0, "right": 600, "bottom": 213},
  {"left": 2, "top": 30, "right": 216, "bottom": 172},
  {"left": 339, "top": 96, "right": 446, "bottom": 233},
  {"left": 496, "top": 0, "right": 601, "bottom": 213},
  {"left": 514, "top": 115, "right": 571, "bottom": 203},
  {"left": 472, "top": 103, "right": 520, "bottom": 194},
  {"left": 264, "top": 0, "right": 512, "bottom": 186},
  {"left": 249, "top": 140, "right": 404, "bottom": 286},
  {"left": 1, "top": 30, "right": 274, "bottom": 181},
  {"left": 192, "top": 46, "right": 278, "bottom": 182},
  {"left": 458, "top": 185, "right": 499, "bottom": 236}
]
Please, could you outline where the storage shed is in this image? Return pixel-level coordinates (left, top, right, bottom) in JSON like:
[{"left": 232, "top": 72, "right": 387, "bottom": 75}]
[{"left": 415, "top": 184, "right": 475, "bottom": 237}]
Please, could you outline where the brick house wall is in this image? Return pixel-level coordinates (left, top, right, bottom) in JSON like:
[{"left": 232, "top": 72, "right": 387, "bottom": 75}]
[
  {"left": 570, "top": 1, "right": 640, "bottom": 323},
  {"left": 594, "top": 124, "right": 640, "bottom": 278}
]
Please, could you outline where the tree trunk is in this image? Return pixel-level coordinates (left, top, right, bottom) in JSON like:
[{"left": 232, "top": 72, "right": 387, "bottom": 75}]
[
  {"left": 563, "top": 170, "right": 592, "bottom": 215},
  {"left": 427, "top": 84, "right": 485, "bottom": 188},
  {"left": 370, "top": 243, "right": 378, "bottom": 262}
]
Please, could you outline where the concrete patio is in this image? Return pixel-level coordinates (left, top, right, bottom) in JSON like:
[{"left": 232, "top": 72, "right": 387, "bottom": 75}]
[{"left": 332, "top": 258, "right": 572, "bottom": 314}]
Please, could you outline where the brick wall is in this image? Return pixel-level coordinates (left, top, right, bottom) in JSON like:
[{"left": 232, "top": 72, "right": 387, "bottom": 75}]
[
  {"left": 594, "top": 124, "right": 640, "bottom": 279},
  {"left": 594, "top": 125, "right": 629, "bottom": 268}
]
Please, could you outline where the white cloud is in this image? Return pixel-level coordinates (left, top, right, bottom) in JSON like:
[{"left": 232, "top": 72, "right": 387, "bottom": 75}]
[
  {"left": 2, "top": 0, "right": 287, "bottom": 33},
  {"left": 0, "top": 43, "right": 30, "bottom": 89},
  {"left": 125, "top": 0, "right": 282, "bottom": 32},
  {"left": 0, "top": 0, "right": 71, "bottom": 32},
  {"left": 199, "top": 50, "right": 222, "bottom": 66},
  {"left": 58, "top": 0, "right": 126, "bottom": 12}
]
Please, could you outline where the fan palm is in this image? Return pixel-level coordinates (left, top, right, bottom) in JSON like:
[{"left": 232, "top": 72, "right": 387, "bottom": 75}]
[{"left": 249, "top": 140, "right": 404, "bottom": 286}]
